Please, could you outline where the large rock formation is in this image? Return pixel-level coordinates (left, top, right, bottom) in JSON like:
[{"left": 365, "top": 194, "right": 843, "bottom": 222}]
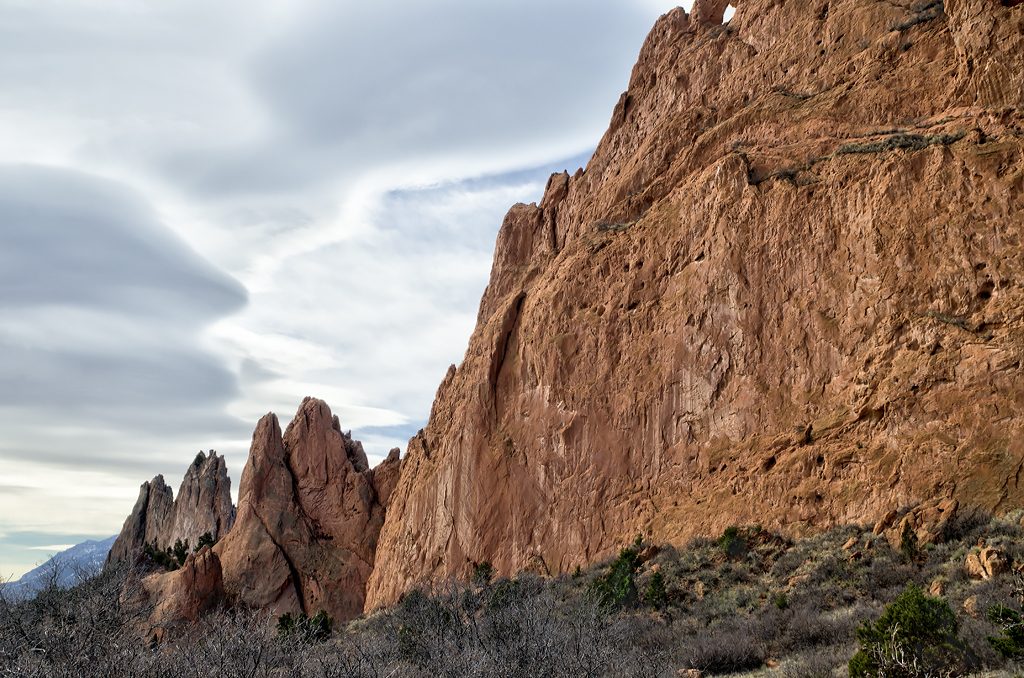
[
  {"left": 107, "top": 451, "right": 235, "bottom": 567},
  {"left": 167, "top": 451, "right": 236, "bottom": 547},
  {"left": 198, "top": 398, "right": 400, "bottom": 621},
  {"left": 107, "top": 476, "right": 174, "bottom": 566},
  {"left": 365, "top": 0, "right": 1024, "bottom": 608},
  {"left": 143, "top": 546, "right": 225, "bottom": 640}
]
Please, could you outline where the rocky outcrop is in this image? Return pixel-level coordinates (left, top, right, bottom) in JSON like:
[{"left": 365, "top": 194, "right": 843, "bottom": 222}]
[
  {"left": 872, "top": 498, "right": 962, "bottom": 550},
  {"left": 107, "top": 452, "right": 235, "bottom": 567},
  {"left": 144, "top": 546, "right": 225, "bottom": 639},
  {"left": 166, "top": 451, "right": 236, "bottom": 549},
  {"left": 965, "top": 545, "right": 1012, "bottom": 581},
  {"left": 107, "top": 476, "right": 174, "bottom": 566},
  {"left": 192, "top": 398, "right": 401, "bottom": 622},
  {"left": 365, "top": 0, "right": 1024, "bottom": 609}
]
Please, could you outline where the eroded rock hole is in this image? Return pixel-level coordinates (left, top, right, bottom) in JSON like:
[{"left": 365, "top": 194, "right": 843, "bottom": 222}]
[{"left": 978, "top": 280, "right": 995, "bottom": 300}]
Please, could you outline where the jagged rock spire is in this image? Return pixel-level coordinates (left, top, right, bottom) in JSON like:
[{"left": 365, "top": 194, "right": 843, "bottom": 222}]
[{"left": 107, "top": 451, "right": 235, "bottom": 567}]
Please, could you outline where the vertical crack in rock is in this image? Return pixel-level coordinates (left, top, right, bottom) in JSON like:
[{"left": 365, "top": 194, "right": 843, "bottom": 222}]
[
  {"left": 489, "top": 292, "right": 527, "bottom": 413},
  {"left": 252, "top": 508, "right": 308, "bottom": 616}
]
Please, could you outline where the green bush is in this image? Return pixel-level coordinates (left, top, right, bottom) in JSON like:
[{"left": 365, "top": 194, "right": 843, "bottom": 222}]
[
  {"left": 590, "top": 537, "right": 643, "bottom": 609},
  {"left": 849, "top": 585, "right": 967, "bottom": 677},
  {"left": 643, "top": 571, "right": 668, "bottom": 609},
  {"left": 143, "top": 541, "right": 178, "bottom": 571},
  {"left": 171, "top": 538, "right": 190, "bottom": 566},
  {"left": 719, "top": 526, "right": 746, "bottom": 559},
  {"left": 987, "top": 604, "right": 1024, "bottom": 658},
  {"left": 472, "top": 561, "right": 495, "bottom": 586},
  {"left": 194, "top": 532, "right": 216, "bottom": 552},
  {"left": 276, "top": 612, "right": 297, "bottom": 635},
  {"left": 276, "top": 610, "right": 333, "bottom": 643},
  {"left": 836, "top": 131, "right": 964, "bottom": 156}
]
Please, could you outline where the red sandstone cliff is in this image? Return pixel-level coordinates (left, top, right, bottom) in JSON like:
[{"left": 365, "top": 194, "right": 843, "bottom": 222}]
[{"left": 364, "top": 0, "right": 1024, "bottom": 609}]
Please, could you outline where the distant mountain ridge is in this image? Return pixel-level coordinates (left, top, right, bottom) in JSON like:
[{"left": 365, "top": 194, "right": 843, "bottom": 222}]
[{"left": 1, "top": 536, "right": 116, "bottom": 601}]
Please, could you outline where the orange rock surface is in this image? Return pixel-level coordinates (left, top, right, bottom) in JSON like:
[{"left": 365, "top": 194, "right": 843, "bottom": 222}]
[
  {"left": 144, "top": 546, "right": 225, "bottom": 637},
  {"left": 209, "top": 398, "right": 400, "bottom": 621},
  {"left": 365, "top": 0, "right": 1024, "bottom": 609}
]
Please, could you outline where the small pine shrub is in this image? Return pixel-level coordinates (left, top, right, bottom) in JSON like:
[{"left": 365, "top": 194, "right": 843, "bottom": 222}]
[
  {"left": 836, "top": 131, "right": 964, "bottom": 156},
  {"left": 305, "top": 610, "right": 333, "bottom": 642},
  {"left": 987, "top": 604, "right": 1024, "bottom": 658},
  {"left": 590, "top": 537, "right": 643, "bottom": 609},
  {"left": 276, "top": 612, "right": 297, "bottom": 636},
  {"left": 719, "top": 526, "right": 746, "bottom": 559},
  {"left": 143, "top": 541, "right": 179, "bottom": 571},
  {"left": 849, "top": 585, "right": 967, "bottom": 677},
  {"left": 643, "top": 571, "right": 668, "bottom": 609},
  {"left": 276, "top": 610, "right": 333, "bottom": 643},
  {"left": 194, "top": 532, "right": 216, "bottom": 552},
  {"left": 472, "top": 561, "right": 495, "bottom": 586},
  {"left": 171, "top": 538, "right": 190, "bottom": 566}
]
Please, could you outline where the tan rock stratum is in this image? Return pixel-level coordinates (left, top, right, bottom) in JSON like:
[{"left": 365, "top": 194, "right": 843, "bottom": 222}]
[{"left": 364, "top": 0, "right": 1024, "bottom": 609}]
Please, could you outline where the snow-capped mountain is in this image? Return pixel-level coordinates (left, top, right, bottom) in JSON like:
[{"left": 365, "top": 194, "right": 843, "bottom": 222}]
[{"left": 1, "top": 536, "right": 116, "bottom": 602}]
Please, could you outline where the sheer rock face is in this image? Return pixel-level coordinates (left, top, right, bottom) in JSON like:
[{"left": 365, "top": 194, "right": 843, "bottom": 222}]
[
  {"left": 365, "top": 1, "right": 1024, "bottom": 609},
  {"left": 107, "top": 476, "right": 174, "bottom": 566},
  {"left": 106, "top": 452, "right": 235, "bottom": 567},
  {"left": 166, "top": 451, "right": 236, "bottom": 549},
  {"left": 209, "top": 398, "right": 400, "bottom": 622}
]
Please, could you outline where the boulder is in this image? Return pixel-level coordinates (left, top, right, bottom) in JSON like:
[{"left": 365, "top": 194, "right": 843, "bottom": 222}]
[
  {"left": 873, "top": 499, "right": 961, "bottom": 551},
  {"left": 966, "top": 546, "right": 1012, "bottom": 580},
  {"left": 963, "top": 595, "right": 980, "bottom": 618}
]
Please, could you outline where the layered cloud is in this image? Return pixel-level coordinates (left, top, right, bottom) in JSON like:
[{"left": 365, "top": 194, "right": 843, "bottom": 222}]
[{"left": 0, "top": 166, "right": 246, "bottom": 432}]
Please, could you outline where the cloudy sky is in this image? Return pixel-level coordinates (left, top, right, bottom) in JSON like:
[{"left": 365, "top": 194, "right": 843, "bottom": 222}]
[{"left": 0, "top": 0, "right": 692, "bottom": 580}]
